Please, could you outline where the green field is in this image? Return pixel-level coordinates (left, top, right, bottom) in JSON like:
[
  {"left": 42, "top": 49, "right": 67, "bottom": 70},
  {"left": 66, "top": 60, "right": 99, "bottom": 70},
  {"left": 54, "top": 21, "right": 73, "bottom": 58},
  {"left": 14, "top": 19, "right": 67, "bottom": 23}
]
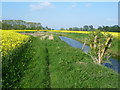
[{"left": 2, "top": 32, "right": 119, "bottom": 88}]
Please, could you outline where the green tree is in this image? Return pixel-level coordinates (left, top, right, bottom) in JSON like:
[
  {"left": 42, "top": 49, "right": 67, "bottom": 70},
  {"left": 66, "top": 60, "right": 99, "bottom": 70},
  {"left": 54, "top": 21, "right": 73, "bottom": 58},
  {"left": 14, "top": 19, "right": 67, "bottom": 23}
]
[
  {"left": 97, "top": 25, "right": 120, "bottom": 32},
  {"left": 60, "top": 28, "right": 65, "bottom": 30},
  {"left": 98, "top": 26, "right": 103, "bottom": 30},
  {"left": 83, "top": 25, "right": 89, "bottom": 31},
  {"left": 89, "top": 25, "right": 94, "bottom": 30},
  {"left": 45, "top": 26, "right": 49, "bottom": 30},
  {"left": 69, "top": 27, "right": 73, "bottom": 30},
  {"left": 79, "top": 28, "right": 83, "bottom": 31},
  {"left": 0, "top": 21, "right": 2, "bottom": 29},
  {"left": 72, "top": 27, "right": 80, "bottom": 31},
  {"left": 2, "top": 20, "right": 44, "bottom": 30}
]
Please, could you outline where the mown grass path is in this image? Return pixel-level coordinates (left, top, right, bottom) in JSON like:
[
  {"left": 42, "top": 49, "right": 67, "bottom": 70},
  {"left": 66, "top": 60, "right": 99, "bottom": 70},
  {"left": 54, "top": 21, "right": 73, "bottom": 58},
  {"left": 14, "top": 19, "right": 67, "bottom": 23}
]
[
  {"left": 16, "top": 37, "right": 50, "bottom": 88},
  {"left": 45, "top": 46, "right": 51, "bottom": 88}
]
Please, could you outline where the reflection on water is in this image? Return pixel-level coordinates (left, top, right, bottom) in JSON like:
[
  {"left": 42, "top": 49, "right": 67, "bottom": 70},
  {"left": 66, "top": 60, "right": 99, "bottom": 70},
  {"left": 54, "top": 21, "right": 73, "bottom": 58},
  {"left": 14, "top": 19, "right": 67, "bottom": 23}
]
[
  {"left": 109, "top": 58, "right": 120, "bottom": 73},
  {"left": 59, "top": 36, "right": 120, "bottom": 73},
  {"left": 59, "top": 36, "right": 90, "bottom": 53}
]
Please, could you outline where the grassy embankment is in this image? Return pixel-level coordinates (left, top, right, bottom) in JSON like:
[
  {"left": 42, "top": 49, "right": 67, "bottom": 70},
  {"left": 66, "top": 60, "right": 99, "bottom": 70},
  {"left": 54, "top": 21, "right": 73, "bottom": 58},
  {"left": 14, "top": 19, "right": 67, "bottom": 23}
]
[
  {"left": 57, "top": 32, "right": 120, "bottom": 60},
  {"left": 2, "top": 32, "right": 119, "bottom": 88}
]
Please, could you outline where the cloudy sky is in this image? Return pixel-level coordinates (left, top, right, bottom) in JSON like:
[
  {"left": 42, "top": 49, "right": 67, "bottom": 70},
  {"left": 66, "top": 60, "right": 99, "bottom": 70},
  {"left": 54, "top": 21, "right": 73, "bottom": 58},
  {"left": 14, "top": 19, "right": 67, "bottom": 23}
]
[{"left": 2, "top": 2, "right": 118, "bottom": 29}]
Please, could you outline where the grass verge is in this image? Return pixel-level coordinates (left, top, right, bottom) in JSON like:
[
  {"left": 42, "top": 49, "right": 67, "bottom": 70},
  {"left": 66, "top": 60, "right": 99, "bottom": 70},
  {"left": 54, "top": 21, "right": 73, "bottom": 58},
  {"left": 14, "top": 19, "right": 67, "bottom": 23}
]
[{"left": 18, "top": 36, "right": 50, "bottom": 88}]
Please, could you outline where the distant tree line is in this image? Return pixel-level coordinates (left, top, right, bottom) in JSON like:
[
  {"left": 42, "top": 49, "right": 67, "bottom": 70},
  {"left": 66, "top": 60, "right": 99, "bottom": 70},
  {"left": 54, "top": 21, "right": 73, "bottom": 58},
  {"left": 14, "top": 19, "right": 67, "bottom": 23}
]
[
  {"left": 60, "top": 25, "right": 120, "bottom": 32},
  {"left": 70, "top": 25, "right": 94, "bottom": 31},
  {"left": 0, "top": 21, "right": 1, "bottom": 29},
  {"left": 98, "top": 25, "right": 120, "bottom": 32},
  {"left": 1, "top": 20, "right": 120, "bottom": 32},
  {"left": 0, "top": 20, "right": 54, "bottom": 30},
  {"left": 60, "top": 25, "right": 94, "bottom": 31}
]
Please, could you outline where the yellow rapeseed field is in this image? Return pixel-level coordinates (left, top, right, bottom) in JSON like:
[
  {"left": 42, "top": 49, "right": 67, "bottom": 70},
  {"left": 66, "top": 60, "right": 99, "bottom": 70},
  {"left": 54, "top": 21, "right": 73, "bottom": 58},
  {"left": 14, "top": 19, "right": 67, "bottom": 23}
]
[
  {"left": 105, "top": 32, "right": 120, "bottom": 39},
  {"left": 1, "top": 30, "right": 30, "bottom": 56},
  {"left": 13, "top": 30, "right": 119, "bottom": 39}
]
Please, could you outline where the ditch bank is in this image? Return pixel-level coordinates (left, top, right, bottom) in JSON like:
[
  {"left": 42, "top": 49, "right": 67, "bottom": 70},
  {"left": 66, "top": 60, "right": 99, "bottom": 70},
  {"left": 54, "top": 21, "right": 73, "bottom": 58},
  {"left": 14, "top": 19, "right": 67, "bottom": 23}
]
[
  {"left": 59, "top": 32, "right": 120, "bottom": 60},
  {"left": 59, "top": 36, "right": 120, "bottom": 74},
  {"left": 47, "top": 35, "right": 119, "bottom": 88}
]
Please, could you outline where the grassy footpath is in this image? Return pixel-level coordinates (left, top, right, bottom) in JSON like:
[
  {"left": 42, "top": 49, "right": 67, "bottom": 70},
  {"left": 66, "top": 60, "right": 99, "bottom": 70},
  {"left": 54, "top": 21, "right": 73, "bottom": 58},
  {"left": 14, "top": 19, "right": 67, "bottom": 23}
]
[
  {"left": 57, "top": 32, "right": 120, "bottom": 59},
  {"left": 18, "top": 36, "right": 49, "bottom": 88},
  {"left": 3, "top": 33, "right": 119, "bottom": 88}
]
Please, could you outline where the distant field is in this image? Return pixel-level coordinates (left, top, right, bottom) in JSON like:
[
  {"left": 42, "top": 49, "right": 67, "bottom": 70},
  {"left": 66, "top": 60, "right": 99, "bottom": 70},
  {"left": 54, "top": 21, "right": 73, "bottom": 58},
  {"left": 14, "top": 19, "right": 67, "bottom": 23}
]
[{"left": 2, "top": 30, "right": 119, "bottom": 39}]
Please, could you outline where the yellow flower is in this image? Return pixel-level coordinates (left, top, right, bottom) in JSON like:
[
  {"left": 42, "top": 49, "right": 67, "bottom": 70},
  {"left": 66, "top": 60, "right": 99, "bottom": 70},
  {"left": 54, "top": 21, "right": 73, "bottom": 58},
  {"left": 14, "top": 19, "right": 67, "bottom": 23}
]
[{"left": 1, "top": 30, "right": 30, "bottom": 56}]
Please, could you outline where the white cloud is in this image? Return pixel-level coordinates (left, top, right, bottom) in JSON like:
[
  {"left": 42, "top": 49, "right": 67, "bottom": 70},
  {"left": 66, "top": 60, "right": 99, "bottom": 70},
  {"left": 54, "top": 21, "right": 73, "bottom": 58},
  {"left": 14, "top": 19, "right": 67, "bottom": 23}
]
[
  {"left": 71, "top": 4, "right": 76, "bottom": 8},
  {"left": 106, "top": 18, "right": 117, "bottom": 22},
  {"left": 30, "top": 2, "right": 53, "bottom": 10},
  {"left": 85, "top": 3, "right": 92, "bottom": 7}
]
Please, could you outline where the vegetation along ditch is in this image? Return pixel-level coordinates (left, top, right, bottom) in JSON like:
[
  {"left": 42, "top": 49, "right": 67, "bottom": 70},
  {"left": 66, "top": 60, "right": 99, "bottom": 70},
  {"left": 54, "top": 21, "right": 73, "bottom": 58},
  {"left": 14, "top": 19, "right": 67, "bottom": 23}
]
[{"left": 59, "top": 36, "right": 120, "bottom": 73}]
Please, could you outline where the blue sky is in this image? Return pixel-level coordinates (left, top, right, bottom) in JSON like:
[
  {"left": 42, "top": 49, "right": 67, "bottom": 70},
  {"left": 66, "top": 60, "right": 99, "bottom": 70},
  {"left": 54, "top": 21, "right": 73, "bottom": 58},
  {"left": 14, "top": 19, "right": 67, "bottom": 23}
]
[{"left": 2, "top": 2, "right": 118, "bottom": 29}]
